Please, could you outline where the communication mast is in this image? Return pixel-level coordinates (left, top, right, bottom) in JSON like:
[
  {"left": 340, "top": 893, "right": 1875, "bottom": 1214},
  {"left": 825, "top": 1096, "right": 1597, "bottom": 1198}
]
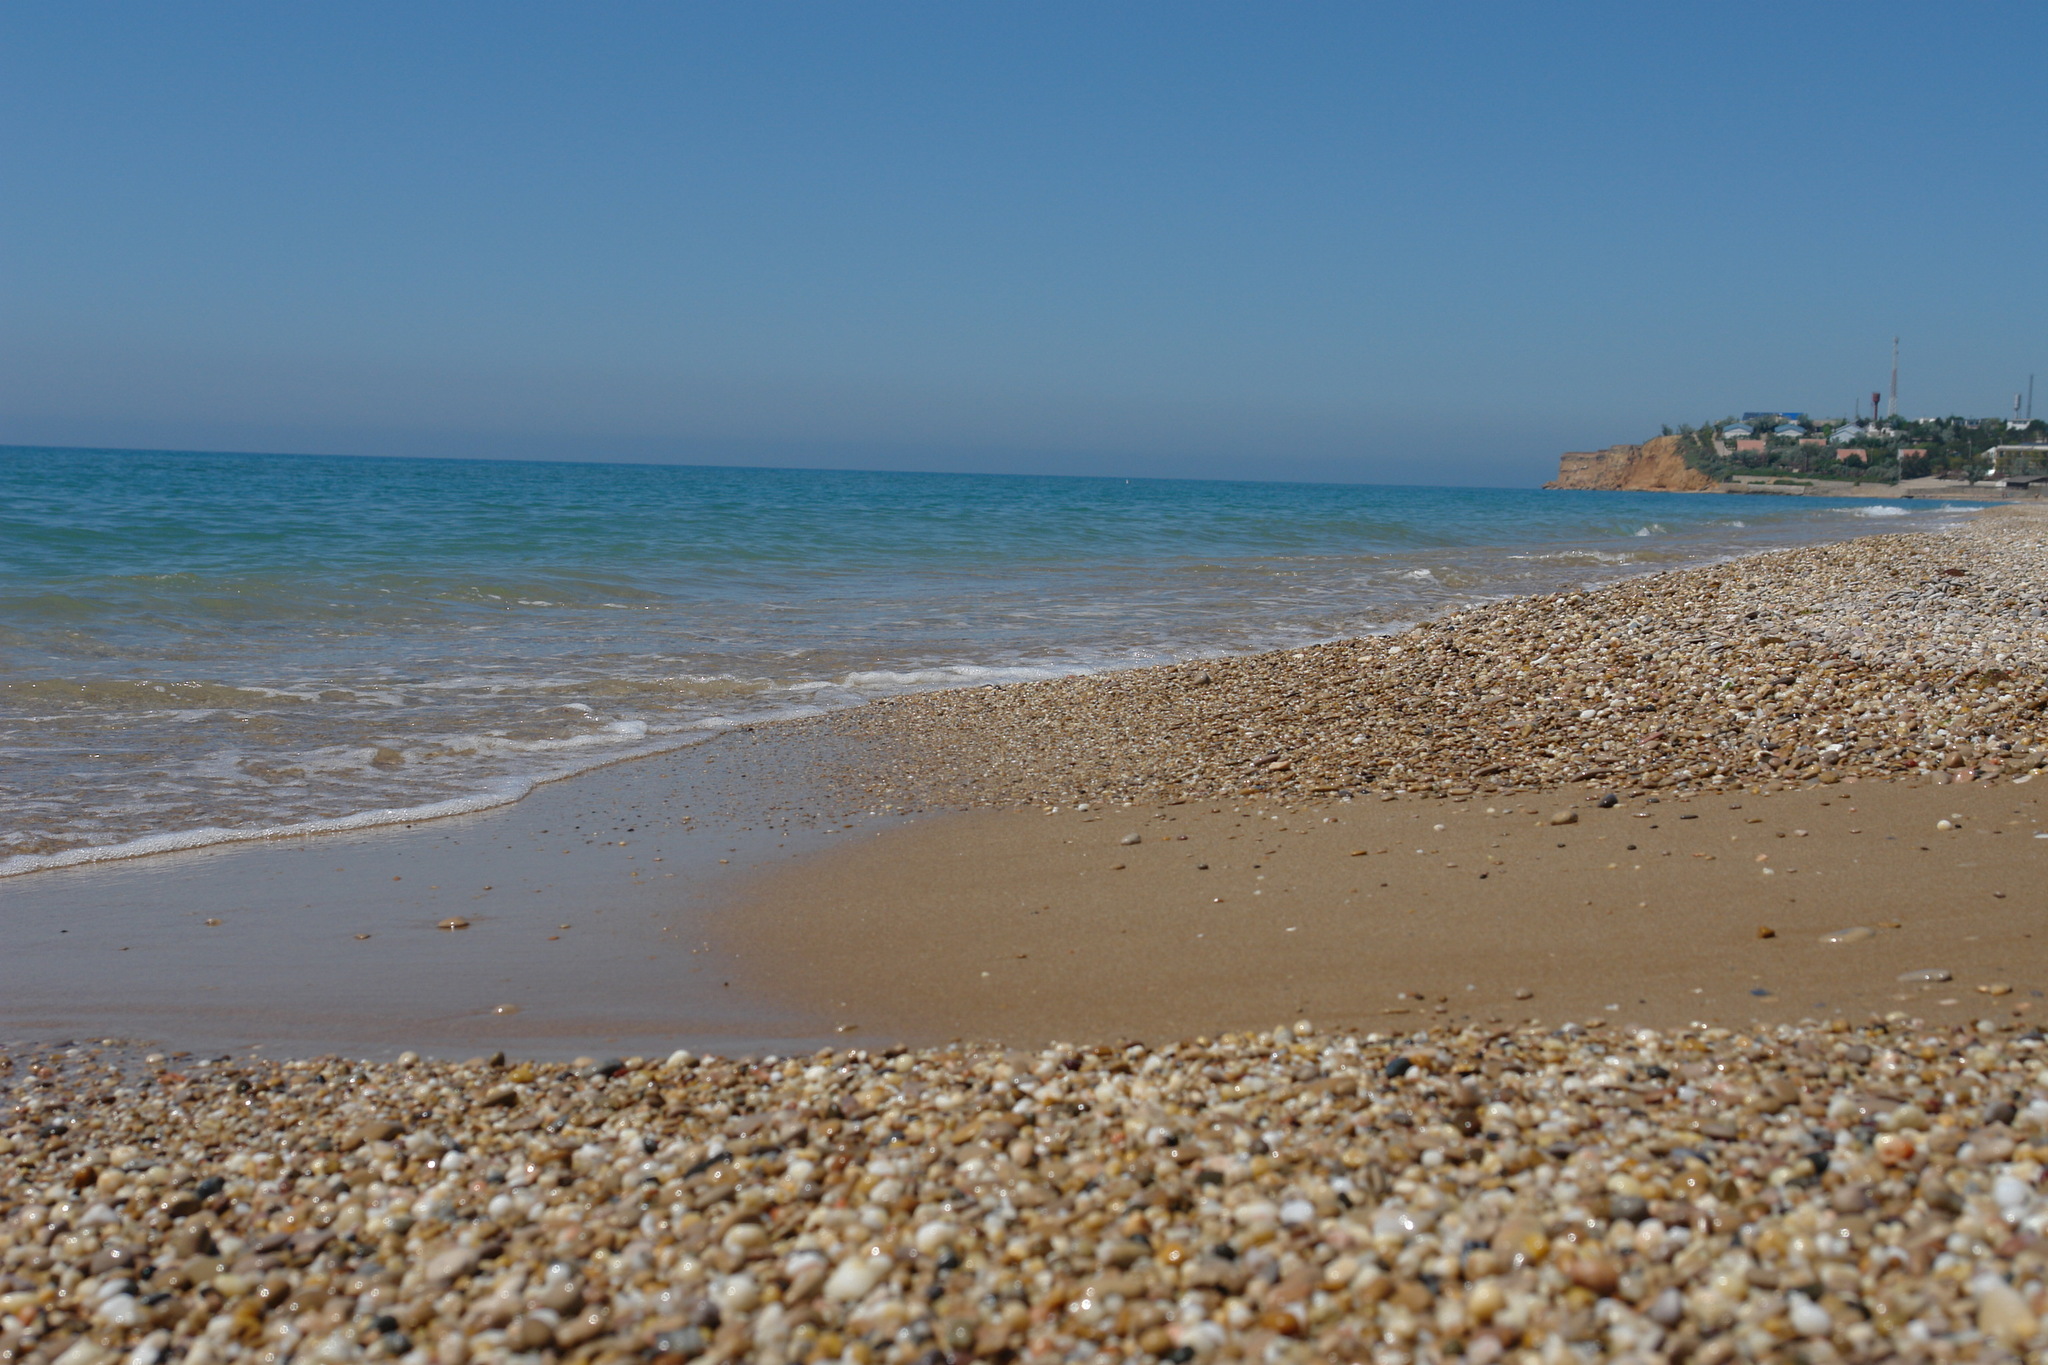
[{"left": 1888, "top": 337, "right": 1898, "bottom": 419}]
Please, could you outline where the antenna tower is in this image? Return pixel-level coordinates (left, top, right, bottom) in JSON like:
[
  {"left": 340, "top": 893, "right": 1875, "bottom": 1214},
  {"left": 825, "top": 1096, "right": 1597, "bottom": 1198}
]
[{"left": 1888, "top": 337, "right": 1898, "bottom": 419}]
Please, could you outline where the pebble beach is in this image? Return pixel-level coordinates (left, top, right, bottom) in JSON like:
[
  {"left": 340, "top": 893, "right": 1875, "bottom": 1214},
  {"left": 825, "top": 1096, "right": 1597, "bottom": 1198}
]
[
  {"left": 6, "top": 509, "right": 2048, "bottom": 1365},
  {"left": 6, "top": 1020, "right": 2048, "bottom": 1365},
  {"left": 832, "top": 511, "right": 2048, "bottom": 808}
]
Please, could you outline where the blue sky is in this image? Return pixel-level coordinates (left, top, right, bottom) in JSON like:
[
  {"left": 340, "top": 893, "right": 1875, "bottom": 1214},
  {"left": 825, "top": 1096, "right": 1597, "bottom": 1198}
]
[{"left": 3, "top": 3, "right": 2044, "bottom": 486}]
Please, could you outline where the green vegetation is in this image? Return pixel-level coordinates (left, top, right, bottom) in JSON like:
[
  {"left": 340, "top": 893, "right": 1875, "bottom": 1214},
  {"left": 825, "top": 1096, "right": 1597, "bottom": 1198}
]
[{"left": 1670, "top": 415, "right": 2048, "bottom": 484}]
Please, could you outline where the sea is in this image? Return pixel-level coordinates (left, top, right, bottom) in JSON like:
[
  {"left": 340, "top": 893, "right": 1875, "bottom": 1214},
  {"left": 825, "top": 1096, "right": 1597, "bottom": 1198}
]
[{"left": 0, "top": 445, "right": 1966, "bottom": 876}]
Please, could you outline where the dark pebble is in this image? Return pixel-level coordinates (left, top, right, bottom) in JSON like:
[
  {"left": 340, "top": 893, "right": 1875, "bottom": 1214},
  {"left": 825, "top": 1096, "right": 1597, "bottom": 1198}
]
[{"left": 654, "top": 1327, "right": 707, "bottom": 1357}]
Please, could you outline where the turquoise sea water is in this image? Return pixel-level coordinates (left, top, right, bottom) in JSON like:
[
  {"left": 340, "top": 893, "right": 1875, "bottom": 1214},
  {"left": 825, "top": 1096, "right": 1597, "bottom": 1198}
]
[{"left": 0, "top": 445, "right": 1965, "bottom": 872}]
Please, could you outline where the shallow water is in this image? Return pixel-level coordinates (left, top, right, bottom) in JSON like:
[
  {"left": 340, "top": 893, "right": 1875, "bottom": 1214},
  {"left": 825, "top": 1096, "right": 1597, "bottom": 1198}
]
[{"left": 0, "top": 446, "right": 1963, "bottom": 871}]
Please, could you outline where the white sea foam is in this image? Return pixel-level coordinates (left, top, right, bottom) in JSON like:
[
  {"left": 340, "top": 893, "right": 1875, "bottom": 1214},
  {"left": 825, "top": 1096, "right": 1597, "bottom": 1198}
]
[
  {"left": 0, "top": 783, "right": 544, "bottom": 879},
  {"left": 1507, "top": 551, "right": 1635, "bottom": 565},
  {"left": 1850, "top": 505, "right": 1910, "bottom": 518},
  {"left": 838, "top": 664, "right": 1083, "bottom": 689},
  {"left": 0, "top": 702, "right": 853, "bottom": 879}
]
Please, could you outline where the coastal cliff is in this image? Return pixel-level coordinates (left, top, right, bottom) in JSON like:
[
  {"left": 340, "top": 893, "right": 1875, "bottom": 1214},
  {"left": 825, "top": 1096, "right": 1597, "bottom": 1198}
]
[{"left": 1546, "top": 434, "right": 1715, "bottom": 492}]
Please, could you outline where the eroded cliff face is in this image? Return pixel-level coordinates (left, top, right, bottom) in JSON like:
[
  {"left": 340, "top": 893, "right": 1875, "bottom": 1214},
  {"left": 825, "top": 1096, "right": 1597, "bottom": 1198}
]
[{"left": 1546, "top": 435, "right": 1715, "bottom": 492}]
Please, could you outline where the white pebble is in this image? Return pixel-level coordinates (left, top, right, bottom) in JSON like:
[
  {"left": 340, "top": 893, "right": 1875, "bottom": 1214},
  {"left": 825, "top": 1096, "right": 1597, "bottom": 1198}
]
[
  {"left": 824, "top": 1250, "right": 891, "bottom": 1302},
  {"left": 1787, "top": 1291, "right": 1831, "bottom": 1337},
  {"left": 914, "top": 1220, "right": 958, "bottom": 1255},
  {"left": 1973, "top": 1273, "right": 2040, "bottom": 1347},
  {"left": 710, "top": 1273, "right": 759, "bottom": 1314}
]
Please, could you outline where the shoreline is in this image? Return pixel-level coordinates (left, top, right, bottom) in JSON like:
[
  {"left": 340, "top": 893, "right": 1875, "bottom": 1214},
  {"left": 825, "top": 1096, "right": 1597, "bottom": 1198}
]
[
  {"left": 1, "top": 490, "right": 1964, "bottom": 887},
  {"left": 2, "top": 507, "right": 2036, "bottom": 1059},
  {"left": 0, "top": 724, "right": 904, "bottom": 1061},
  {"left": 820, "top": 506, "right": 2045, "bottom": 810},
  {"left": 5, "top": 510, "right": 2048, "bottom": 1361},
  {"left": 0, "top": 723, "right": 822, "bottom": 883},
  {"left": 710, "top": 505, "right": 2048, "bottom": 1048}
]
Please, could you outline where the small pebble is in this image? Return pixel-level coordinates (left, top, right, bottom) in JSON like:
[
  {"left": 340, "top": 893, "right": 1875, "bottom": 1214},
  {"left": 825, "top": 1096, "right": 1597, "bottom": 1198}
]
[
  {"left": 833, "top": 522, "right": 2048, "bottom": 829},
  {"left": 0, "top": 1016, "right": 2040, "bottom": 1363},
  {"left": 1788, "top": 1291, "right": 1832, "bottom": 1338}
]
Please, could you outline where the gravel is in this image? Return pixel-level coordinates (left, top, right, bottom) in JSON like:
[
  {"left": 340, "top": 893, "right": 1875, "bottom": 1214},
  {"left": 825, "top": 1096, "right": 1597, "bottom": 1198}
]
[
  {"left": 5, "top": 1019, "right": 2048, "bottom": 1364},
  {"left": 832, "top": 519, "right": 2048, "bottom": 808}
]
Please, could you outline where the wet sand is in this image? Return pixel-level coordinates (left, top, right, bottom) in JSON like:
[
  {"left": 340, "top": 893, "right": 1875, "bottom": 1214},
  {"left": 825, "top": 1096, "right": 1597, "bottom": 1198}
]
[
  {"left": 731, "top": 778, "right": 2048, "bottom": 1045},
  {"left": 0, "top": 728, "right": 896, "bottom": 1060}
]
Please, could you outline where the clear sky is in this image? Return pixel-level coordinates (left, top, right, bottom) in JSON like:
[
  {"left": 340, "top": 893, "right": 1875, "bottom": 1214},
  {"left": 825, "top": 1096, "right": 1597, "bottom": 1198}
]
[{"left": 3, "top": 3, "right": 2044, "bottom": 486}]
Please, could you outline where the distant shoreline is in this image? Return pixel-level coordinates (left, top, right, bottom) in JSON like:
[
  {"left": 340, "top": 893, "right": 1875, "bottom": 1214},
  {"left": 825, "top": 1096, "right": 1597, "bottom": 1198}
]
[{"left": 1549, "top": 432, "right": 2040, "bottom": 500}]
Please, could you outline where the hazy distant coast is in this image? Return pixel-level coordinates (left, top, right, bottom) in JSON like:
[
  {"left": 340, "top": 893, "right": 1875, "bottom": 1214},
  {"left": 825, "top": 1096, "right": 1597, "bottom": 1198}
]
[{"left": 1551, "top": 413, "right": 2048, "bottom": 500}]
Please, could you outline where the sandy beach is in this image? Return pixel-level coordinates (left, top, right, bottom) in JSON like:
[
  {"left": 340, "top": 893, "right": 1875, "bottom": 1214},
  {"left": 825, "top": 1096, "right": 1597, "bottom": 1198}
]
[
  {"left": 730, "top": 778, "right": 2046, "bottom": 1047},
  {"left": 7, "top": 508, "right": 2048, "bottom": 1363},
  {"left": 711, "top": 507, "right": 2048, "bottom": 1050}
]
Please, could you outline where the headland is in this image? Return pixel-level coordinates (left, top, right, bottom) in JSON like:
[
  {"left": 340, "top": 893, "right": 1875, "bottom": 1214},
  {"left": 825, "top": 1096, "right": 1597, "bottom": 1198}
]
[{"left": 1549, "top": 414, "right": 2048, "bottom": 500}]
